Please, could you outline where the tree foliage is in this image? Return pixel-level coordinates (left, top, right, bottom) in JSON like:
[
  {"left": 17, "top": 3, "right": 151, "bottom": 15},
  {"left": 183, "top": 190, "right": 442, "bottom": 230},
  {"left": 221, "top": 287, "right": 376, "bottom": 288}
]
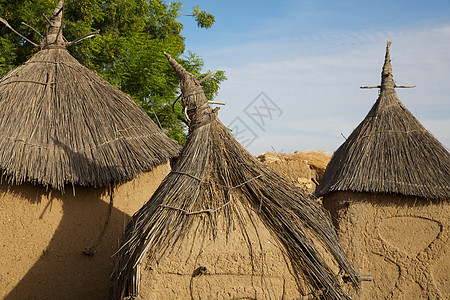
[{"left": 0, "top": 0, "right": 225, "bottom": 144}]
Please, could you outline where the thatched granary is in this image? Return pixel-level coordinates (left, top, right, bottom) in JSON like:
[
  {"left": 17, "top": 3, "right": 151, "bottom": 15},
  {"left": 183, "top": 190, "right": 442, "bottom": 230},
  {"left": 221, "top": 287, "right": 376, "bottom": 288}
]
[
  {"left": 316, "top": 41, "right": 450, "bottom": 299},
  {"left": 111, "top": 52, "right": 360, "bottom": 300},
  {"left": 0, "top": 1, "right": 180, "bottom": 299}
]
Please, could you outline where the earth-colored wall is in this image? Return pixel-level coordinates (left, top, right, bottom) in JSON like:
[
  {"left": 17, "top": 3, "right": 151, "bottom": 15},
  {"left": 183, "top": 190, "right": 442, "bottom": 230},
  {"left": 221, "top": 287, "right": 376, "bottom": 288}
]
[
  {"left": 0, "top": 161, "right": 171, "bottom": 300},
  {"left": 135, "top": 200, "right": 342, "bottom": 300},
  {"left": 256, "top": 151, "right": 331, "bottom": 194},
  {"left": 323, "top": 191, "right": 449, "bottom": 299}
]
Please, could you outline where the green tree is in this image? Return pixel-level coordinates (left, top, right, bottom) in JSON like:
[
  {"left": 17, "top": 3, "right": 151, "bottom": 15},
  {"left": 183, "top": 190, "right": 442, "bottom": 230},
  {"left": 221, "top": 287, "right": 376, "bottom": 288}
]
[{"left": 0, "top": 0, "right": 225, "bottom": 144}]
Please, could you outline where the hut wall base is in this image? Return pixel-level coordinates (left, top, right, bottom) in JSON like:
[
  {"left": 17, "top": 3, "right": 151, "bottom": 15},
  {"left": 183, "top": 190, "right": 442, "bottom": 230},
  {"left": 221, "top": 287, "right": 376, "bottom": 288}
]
[
  {"left": 136, "top": 201, "right": 311, "bottom": 300},
  {"left": 0, "top": 162, "right": 170, "bottom": 300},
  {"left": 323, "top": 191, "right": 450, "bottom": 300}
]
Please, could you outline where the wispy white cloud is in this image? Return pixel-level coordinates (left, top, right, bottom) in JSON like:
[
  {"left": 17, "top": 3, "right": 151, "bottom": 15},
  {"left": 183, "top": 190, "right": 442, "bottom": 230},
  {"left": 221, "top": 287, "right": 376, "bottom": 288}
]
[{"left": 211, "top": 24, "right": 450, "bottom": 154}]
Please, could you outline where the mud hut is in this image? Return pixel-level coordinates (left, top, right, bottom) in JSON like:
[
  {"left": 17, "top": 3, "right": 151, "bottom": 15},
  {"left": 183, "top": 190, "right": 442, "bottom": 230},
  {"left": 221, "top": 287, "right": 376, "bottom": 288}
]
[
  {"left": 316, "top": 41, "right": 450, "bottom": 299},
  {"left": 0, "top": 1, "right": 180, "bottom": 299},
  {"left": 111, "top": 52, "right": 360, "bottom": 300}
]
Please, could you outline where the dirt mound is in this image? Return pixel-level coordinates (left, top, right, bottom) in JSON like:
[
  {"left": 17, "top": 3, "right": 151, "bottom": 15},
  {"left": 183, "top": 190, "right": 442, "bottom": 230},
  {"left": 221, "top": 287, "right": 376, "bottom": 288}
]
[{"left": 256, "top": 151, "right": 331, "bottom": 194}]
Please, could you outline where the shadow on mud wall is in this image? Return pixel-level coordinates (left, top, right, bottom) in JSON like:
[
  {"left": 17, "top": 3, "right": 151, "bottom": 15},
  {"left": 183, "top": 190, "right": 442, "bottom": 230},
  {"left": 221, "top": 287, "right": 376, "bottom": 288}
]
[
  {"left": 4, "top": 183, "right": 131, "bottom": 300},
  {"left": 4, "top": 139, "right": 135, "bottom": 300}
]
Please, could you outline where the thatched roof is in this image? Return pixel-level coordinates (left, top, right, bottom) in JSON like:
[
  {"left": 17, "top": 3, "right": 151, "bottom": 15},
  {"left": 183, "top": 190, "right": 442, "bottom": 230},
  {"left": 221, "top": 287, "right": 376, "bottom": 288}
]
[
  {"left": 316, "top": 41, "right": 450, "bottom": 200},
  {"left": 0, "top": 0, "right": 180, "bottom": 191},
  {"left": 111, "top": 52, "right": 360, "bottom": 299}
]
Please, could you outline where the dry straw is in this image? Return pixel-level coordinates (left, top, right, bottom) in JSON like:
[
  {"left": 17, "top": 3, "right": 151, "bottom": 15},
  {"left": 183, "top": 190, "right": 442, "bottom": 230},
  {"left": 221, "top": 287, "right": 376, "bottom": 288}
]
[
  {"left": 111, "top": 52, "right": 360, "bottom": 299},
  {"left": 0, "top": 0, "right": 180, "bottom": 191},
  {"left": 316, "top": 41, "right": 450, "bottom": 200}
]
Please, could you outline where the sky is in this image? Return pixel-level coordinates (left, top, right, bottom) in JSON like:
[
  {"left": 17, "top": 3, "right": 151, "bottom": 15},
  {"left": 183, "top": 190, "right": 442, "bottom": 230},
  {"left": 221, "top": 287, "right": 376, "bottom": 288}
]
[{"left": 178, "top": 0, "right": 450, "bottom": 155}]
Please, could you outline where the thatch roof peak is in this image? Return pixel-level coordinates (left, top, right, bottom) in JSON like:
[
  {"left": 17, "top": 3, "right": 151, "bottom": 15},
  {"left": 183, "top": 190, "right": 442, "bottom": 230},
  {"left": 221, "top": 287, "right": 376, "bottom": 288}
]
[
  {"left": 163, "top": 52, "right": 195, "bottom": 86},
  {"left": 0, "top": 0, "right": 99, "bottom": 50},
  {"left": 164, "top": 51, "right": 217, "bottom": 130},
  {"left": 41, "top": 0, "right": 66, "bottom": 49},
  {"left": 316, "top": 43, "right": 450, "bottom": 200},
  {"left": 380, "top": 40, "right": 394, "bottom": 94}
]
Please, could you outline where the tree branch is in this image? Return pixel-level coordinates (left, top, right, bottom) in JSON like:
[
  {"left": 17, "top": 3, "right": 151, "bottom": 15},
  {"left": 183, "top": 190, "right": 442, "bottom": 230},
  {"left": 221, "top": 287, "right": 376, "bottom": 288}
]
[
  {"left": 21, "top": 22, "right": 43, "bottom": 38},
  {"left": 67, "top": 29, "right": 100, "bottom": 46},
  {"left": 0, "top": 17, "right": 39, "bottom": 47}
]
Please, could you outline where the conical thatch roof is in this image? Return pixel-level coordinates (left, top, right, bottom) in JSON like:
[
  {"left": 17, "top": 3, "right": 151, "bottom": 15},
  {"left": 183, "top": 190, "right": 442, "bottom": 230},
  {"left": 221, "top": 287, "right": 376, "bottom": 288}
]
[
  {"left": 316, "top": 41, "right": 450, "bottom": 200},
  {"left": 0, "top": 0, "right": 180, "bottom": 191},
  {"left": 111, "top": 52, "right": 360, "bottom": 299}
]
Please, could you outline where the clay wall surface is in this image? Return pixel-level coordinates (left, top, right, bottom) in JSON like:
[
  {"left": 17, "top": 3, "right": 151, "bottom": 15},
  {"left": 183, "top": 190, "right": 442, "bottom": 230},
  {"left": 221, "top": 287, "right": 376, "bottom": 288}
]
[
  {"left": 0, "top": 162, "right": 170, "bottom": 300},
  {"left": 256, "top": 151, "right": 331, "bottom": 194},
  {"left": 323, "top": 191, "right": 449, "bottom": 299},
  {"left": 136, "top": 200, "right": 341, "bottom": 300}
]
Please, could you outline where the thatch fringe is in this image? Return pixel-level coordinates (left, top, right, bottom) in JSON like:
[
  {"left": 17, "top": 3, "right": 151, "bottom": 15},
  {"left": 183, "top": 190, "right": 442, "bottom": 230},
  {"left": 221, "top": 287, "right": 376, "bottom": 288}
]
[
  {"left": 111, "top": 53, "right": 360, "bottom": 299},
  {"left": 316, "top": 41, "right": 450, "bottom": 200}
]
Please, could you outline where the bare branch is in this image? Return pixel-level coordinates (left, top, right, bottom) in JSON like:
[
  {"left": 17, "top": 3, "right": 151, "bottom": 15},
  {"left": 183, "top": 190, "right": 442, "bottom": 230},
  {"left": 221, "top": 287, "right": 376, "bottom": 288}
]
[
  {"left": 0, "top": 17, "right": 40, "bottom": 48},
  {"left": 67, "top": 29, "right": 100, "bottom": 46},
  {"left": 21, "top": 22, "right": 43, "bottom": 38}
]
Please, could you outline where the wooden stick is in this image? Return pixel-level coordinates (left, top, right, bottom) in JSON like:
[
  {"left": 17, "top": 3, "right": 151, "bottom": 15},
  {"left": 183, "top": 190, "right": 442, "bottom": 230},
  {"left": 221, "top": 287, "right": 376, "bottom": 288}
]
[
  {"left": 67, "top": 29, "right": 100, "bottom": 46},
  {"left": 360, "top": 85, "right": 415, "bottom": 89},
  {"left": 42, "top": 13, "right": 51, "bottom": 24},
  {"left": 360, "top": 85, "right": 380, "bottom": 89},
  {"left": 199, "top": 70, "right": 216, "bottom": 83},
  {"left": 0, "top": 17, "right": 39, "bottom": 48},
  {"left": 208, "top": 101, "right": 226, "bottom": 105},
  {"left": 394, "top": 85, "right": 416, "bottom": 88},
  {"left": 21, "top": 22, "right": 44, "bottom": 38}
]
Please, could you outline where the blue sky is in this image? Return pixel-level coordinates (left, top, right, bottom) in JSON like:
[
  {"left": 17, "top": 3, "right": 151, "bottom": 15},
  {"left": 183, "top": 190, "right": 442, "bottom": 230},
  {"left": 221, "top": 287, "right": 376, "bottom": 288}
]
[{"left": 178, "top": 0, "right": 450, "bottom": 155}]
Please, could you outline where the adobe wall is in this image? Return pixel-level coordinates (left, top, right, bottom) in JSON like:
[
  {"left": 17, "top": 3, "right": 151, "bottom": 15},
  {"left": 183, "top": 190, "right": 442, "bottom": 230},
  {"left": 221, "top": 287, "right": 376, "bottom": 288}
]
[
  {"left": 323, "top": 191, "right": 449, "bottom": 299},
  {"left": 256, "top": 151, "right": 331, "bottom": 194},
  {"left": 136, "top": 200, "right": 342, "bottom": 300},
  {"left": 0, "top": 161, "right": 171, "bottom": 300}
]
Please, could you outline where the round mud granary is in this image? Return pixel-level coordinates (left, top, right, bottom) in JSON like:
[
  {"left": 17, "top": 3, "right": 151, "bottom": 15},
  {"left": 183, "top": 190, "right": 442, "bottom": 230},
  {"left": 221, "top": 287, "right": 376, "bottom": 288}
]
[
  {"left": 111, "top": 52, "right": 361, "bottom": 300},
  {"left": 316, "top": 41, "right": 450, "bottom": 299},
  {"left": 0, "top": 2, "right": 180, "bottom": 299}
]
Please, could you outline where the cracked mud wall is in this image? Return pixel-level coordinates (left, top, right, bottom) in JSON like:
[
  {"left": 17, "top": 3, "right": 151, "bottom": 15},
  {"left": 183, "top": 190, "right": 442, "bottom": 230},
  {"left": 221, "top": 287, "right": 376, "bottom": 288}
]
[
  {"left": 323, "top": 191, "right": 449, "bottom": 299},
  {"left": 0, "top": 162, "right": 171, "bottom": 300}
]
